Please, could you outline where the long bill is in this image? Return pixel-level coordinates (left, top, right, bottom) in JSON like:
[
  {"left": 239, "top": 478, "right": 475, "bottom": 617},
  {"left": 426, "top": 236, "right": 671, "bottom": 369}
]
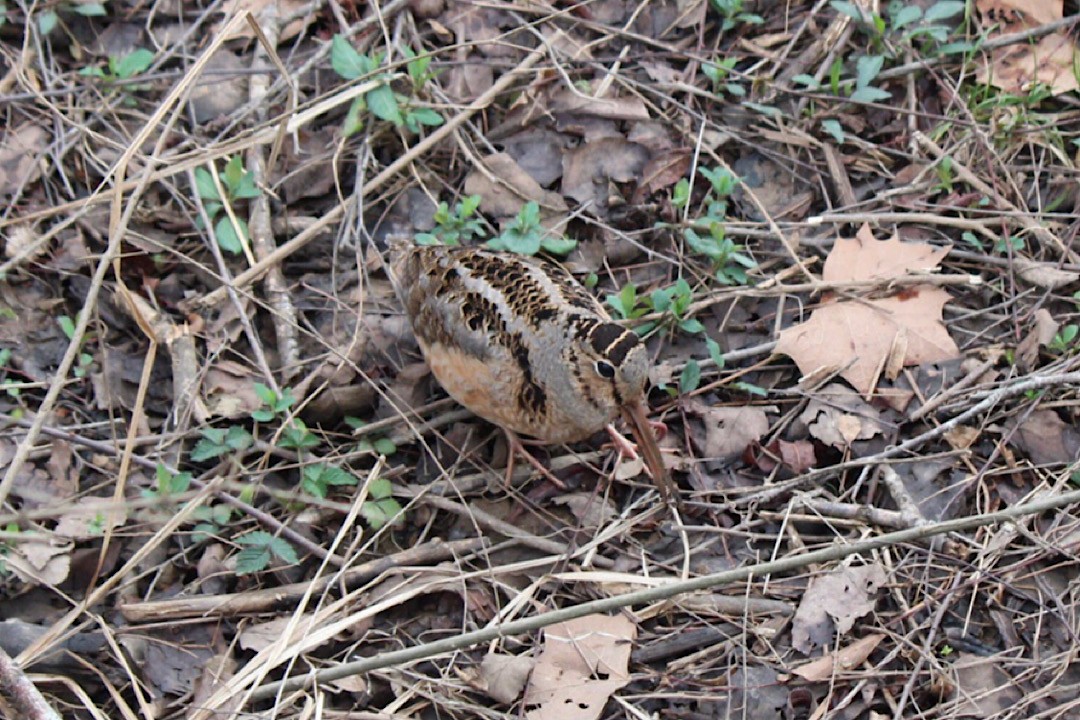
[{"left": 621, "top": 400, "right": 675, "bottom": 502}]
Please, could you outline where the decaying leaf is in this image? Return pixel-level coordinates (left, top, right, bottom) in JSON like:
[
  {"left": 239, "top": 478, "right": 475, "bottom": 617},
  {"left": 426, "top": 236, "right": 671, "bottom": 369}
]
[
  {"left": 792, "top": 563, "right": 888, "bottom": 654},
  {"left": 685, "top": 400, "right": 770, "bottom": 458},
  {"left": 464, "top": 152, "right": 568, "bottom": 219},
  {"left": 793, "top": 633, "right": 885, "bottom": 681},
  {"left": 776, "top": 227, "right": 960, "bottom": 396},
  {"left": 524, "top": 614, "right": 635, "bottom": 720},
  {"left": 1012, "top": 409, "right": 1080, "bottom": 465},
  {"left": 0, "top": 123, "right": 48, "bottom": 197},
  {"left": 799, "top": 383, "right": 887, "bottom": 449},
  {"left": 974, "top": 0, "right": 1079, "bottom": 96},
  {"left": 475, "top": 652, "right": 535, "bottom": 704}
]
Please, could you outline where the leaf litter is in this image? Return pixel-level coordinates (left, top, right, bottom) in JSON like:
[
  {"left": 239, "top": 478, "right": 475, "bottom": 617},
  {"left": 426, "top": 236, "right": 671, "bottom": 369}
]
[{"left": 2, "top": 1, "right": 1080, "bottom": 719}]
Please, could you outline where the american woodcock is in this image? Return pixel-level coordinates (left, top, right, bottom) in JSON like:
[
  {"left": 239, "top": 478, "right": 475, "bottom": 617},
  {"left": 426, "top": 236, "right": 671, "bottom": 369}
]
[{"left": 392, "top": 244, "right": 673, "bottom": 499}]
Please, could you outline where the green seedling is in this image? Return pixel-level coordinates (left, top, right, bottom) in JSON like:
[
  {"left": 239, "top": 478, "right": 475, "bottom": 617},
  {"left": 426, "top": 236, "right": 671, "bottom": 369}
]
[
  {"left": 346, "top": 417, "right": 398, "bottom": 456},
  {"left": 234, "top": 531, "right": 299, "bottom": 575},
  {"left": 57, "top": 314, "right": 95, "bottom": 378},
  {"left": 251, "top": 383, "right": 296, "bottom": 422},
  {"left": 331, "top": 35, "right": 444, "bottom": 136},
  {"left": 486, "top": 202, "right": 577, "bottom": 256},
  {"left": 708, "top": 0, "right": 763, "bottom": 32},
  {"left": 190, "top": 425, "right": 254, "bottom": 462},
  {"left": 415, "top": 194, "right": 485, "bottom": 246},
  {"left": 1049, "top": 325, "right": 1079, "bottom": 354},
  {"left": 301, "top": 462, "right": 359, "bottom": 499},
  {"left": 701, "top": 57, "right": 745, "bottom": 97},
  {"left": 684, "top": 223, "right": 755, "bottom": 285},
  {"left": 280, "top": 420, "right": 321, "bottom": 451},
  {"left": 361, "top": 476, "right": 404, "bottom": 530},
  {"left": 80, "top": 48, "right": 154, "bottom": 83},
  {"left": 194, "top": 156, "right": 261, "bottom": 255}
]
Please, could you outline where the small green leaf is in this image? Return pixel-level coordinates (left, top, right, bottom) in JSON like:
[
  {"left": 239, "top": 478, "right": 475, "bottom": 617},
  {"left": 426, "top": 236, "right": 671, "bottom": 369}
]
[
  {"left": 362, "top": 497, "right": 403, "bottom": 529},
  {"left": 540, "top": 236, "right": 577, "bottom": 256},
  {"left": 680, "top": 360, "right": 702, "bottom": 394},
  {"left": 366, "top": 84, "right": 403, "bottom": 126},
  {"left": 343, "top": 97, "right": 366, "bottom": 136},
  {"left": 330, "top": 35, "right": 366, "bottom": 80},
  {"left": 680, "top": 318, "right": 705, "bottom": 334},
  {"left": 849, "top": 86, "right": 892, "bottom": 103},
  {"left": 224, "top": 425, "right": 253, "bottom": 451},
  {"left": 79, "top": 66, "right": 107, "bottom": 78},
  {"left": 37, "top": 9, "right": 58, "bottom": 32},
  {"left": 253, "top": 382, "right": 277, "bottom": 406},
  {"left": 672, "top": 178, "right": 690, "bottom": 207},
  {"left": 194, "top": 168, "right": 220, "bottom": 201},
  {"left": 407, "top": 107, "right": 444, "bottom": 127},
  {"left": 855, "top": 55, "right": 885, "bottom": 89},
  {"left": 235, "top": 546, "right": 271, "bottom": 574},
  {"left": 821, "top": 119, "right": 845, "bottom": 143},
  {"left": 113, "top": 48, "right": 154, "bottom": 79},
  {"left": 373, "top": 437, "right": 397, "bottom": 455},
  {"left": 57, "top": 315, "right": 77, "bottom": 340},
  {"left": 924, "top": 0, "right": 966, "bottom": 22},
  {"left": 891, "top": 5, "right": 922, "bottom": 29},
  {"left": 705, "top": 336, "right": 725, "bottom": 368},
  {"left": 364, "top": 478, "right": 391, "bottom": 502},
  {"left": 73, "top": 2, "right": 107, "bottom": 16},
  {"left": 268, "top": 536, "right": 299, "bottom": 565},
  {"left": 214, "top": 216, "right": 247, "bottom": 255}
]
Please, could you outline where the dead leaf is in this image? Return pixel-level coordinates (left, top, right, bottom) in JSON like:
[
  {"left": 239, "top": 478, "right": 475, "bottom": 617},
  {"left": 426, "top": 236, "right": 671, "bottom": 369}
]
[
  {"left": 501, "top": 129, "right": 566, "bottom": 187},
  {"left": 464, "top": 153, "right": 568, "bottom": 219},
  {"left": 188, "top": 50, "right": 248, "bottom": 123},
  {"left": 5, "top": 539, "right": 72, "bottom": 585},
  {"left": 1012, "top": 257, "right": 1080, "bottom": 289},
  {"left": 943, "top": 425, "right": 980, "bottom": 450},
  {"left": 975, "top": 0, "right": 1079, "bottom": 96},
  {"left": 778, "top": 287, "right": 959, "bottom": 396},
  {"left": 562, "top": 138, "right": 650, "bottom": 211},
  {"left": 54, "top": 497, "right": 128, "bottom": 540},
  {"left": 215, "top": 0, "right": 312, "bottom": 41},
  {"left": 0, "top": 123, "right": 48, "bottom": 196},
  {"left": 824, "top": 226, "right": 951, "bottom": 282},
  {"left": 524, "top": 614, "right": 635, "bottom": 720},
  {"left": 792, "top": 633, "right": 885, "bottom": 681},
  {"left": 799, "top": 383, "right": 887, "bottom": 450},
  {"left": 1016, "top": 308, "right": 1058, "bottom": 369},
  {"left": 203, "top": 362, "right": 262, "bottom": 418},
  {"left": 3, "top": 224, "right": 47, "bottom": 264},
  {"left": 748, "top": 438, "right": 818, "bottom": 474},
  {"left": 477, "top": 652, "right": 535, "bottom": 704},
  {"left": 1012, "top": 409, "right": 1080, "bottom": 465},
  {"left": 632, "top": 148, "right": 692, "bottom": 202},
  {"left": 551, "top": 492, "right": 618, "bottom": 528},
  {"left": 548, "top": 87, "right": 651, "bottom": 121},
  {"left": 792, "top": 563, "right": 888, "bottom": 654},
  {"left": 950, "top": 652, "right": 1023, "bottom": 715},
  {"left": 685, "top": 401, "right": 770, "bottom": 458}
]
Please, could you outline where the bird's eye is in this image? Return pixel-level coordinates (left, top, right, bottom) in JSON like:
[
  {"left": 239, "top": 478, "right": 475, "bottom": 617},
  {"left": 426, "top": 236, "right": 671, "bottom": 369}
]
[{"left": 595, "top": 360, "right": 616, "bottom": 379}]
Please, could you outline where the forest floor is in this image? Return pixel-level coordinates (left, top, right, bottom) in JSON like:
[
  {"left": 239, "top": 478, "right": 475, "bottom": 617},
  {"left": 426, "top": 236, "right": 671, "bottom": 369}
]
[{"left": 2, "top": 0, "right": 1080, "bottom": 718}]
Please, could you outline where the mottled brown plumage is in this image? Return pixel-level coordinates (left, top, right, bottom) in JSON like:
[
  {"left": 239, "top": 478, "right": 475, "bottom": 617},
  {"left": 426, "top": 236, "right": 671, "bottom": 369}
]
[{"left": 392, "top": 244, "right": 672, "bottom": 499}]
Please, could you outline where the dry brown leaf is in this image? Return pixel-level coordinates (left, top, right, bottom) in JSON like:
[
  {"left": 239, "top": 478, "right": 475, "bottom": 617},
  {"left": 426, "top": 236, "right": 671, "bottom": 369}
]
[
  {"left": 551, "top": 492, "right": 618, "bottom": 528},
  {"left": 975, "top": 0, "right": 1079, "bottom": 95},
  {"left": 824, "top": 225, "right": 950, "bottom": 282},
  {"left": 1012, "top": 257, "right": 1080, "bottom": 289},
  {"left": 685, "top": 400, "right": 770, "bottom": 458},
  {"left": 1013, "top": 409, "right": 1080, "bottom": 464},
  {"left": 1015, "top": 308, "right": 1058, "bottom": 369},
  {"left": 464, "top": 152, "right": 568, "bottom": 219},
  {"left": 561, "top": 138, "right": 650, "bottom": 209},
  {"left": 54, "top": 497, "right": 128, "bottom": 540},
  {"left": 777, "top": 286, "right": 959, "bottom": 396},
  {"left": 799, "top": 383, "right": 887, "bottom": 449},
  {"left": 792, "top": 563, "right": 888, "bottom": 654},
  {"left": 203, "top": 362, "right": 262, "bottom": 418},
  {"left": 477, "top": 652, "right": 535, "bottom": 704},
  {"left": 750, "top": 438, "right": 818, "bottom": 474},
  {"left": 950, "top": 652, "right": 1024, "bottom": 715},
  {"left": 548, "top": 87, "right": 651, "bottom": 121},
  {"left": 5, "top": 540, "right": 72, "bottom": 585},
  {"left": 0, "top": 123, "right": 48, "bottom": 196},
  {"left": 792, "top": 633, "right": 885, "bottom": 681},
  {"left": 524, "top": 614, "right": 635, "bottom": 720},
  {"left": 943, "top": 425, "right": 980, "bottom": 450},
  {"left": 214, "top": 0, "right": 312, "bottom": 41}
]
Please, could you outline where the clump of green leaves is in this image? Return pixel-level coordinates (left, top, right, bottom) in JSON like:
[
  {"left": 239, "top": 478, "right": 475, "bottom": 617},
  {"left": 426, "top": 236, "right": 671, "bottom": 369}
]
[
  {"left": 301, "top": 462, "right": 358, "bottom": 499},
  {"left": 194, "top": 156, "right": 261, "bottom": 255},
  {"left": 360, "top": 477, "right": 403, "bottom": 530},
  {"left": 280, "top": 419, "right": 321, "bottom": 451},
  {"left": 80, "top": 48, "right": 154, "bottom": 84},
  {"left": 415, "top": 195, "right": 486, "bottom": 246},
  {"left": 0, "top": 348, "right": 19, "bottom": 400},
  {"left": 251, "top": 383, "right": 296, "bottom": 422},
  {"left": 1049, "top": 325, "right": 1079, "bottom": 354},
  {"left": 36, "top": 1, "right": 105, "bottom": 35},
  {"left": 486, "top": 201, "right": 577, "bottom": 256},
  {"left": 679, "top": 167, "right": 756, "bottom": 285},
  {"left": 702, "top": 57, "right": 745, "bottom": 97},
  {"left": 234, "top": 531, "right": 299, "bottom": 575},
  {"left": 143, "top": 464, "right": 193, "bottom": 501},
  {"left": 330, "top": 35, "right": 444, "bottom": 136},
  {"left": 346, "top": 417, "right": 398, "bottom": 456},
  {"left": 679, "top": 337, "right": 725, "bottom": 395},
  {"left": 191, "top": 425, "right": 254, "bottom": 462},
  {"left": 57, "top": 314, "right": 95, "bottom": 378},
  {"left": 831, "top": 0, "right": 971, "bottom": 54},
  {"left": 708, "top": 0, "right": 763, "bottom": 32}
]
